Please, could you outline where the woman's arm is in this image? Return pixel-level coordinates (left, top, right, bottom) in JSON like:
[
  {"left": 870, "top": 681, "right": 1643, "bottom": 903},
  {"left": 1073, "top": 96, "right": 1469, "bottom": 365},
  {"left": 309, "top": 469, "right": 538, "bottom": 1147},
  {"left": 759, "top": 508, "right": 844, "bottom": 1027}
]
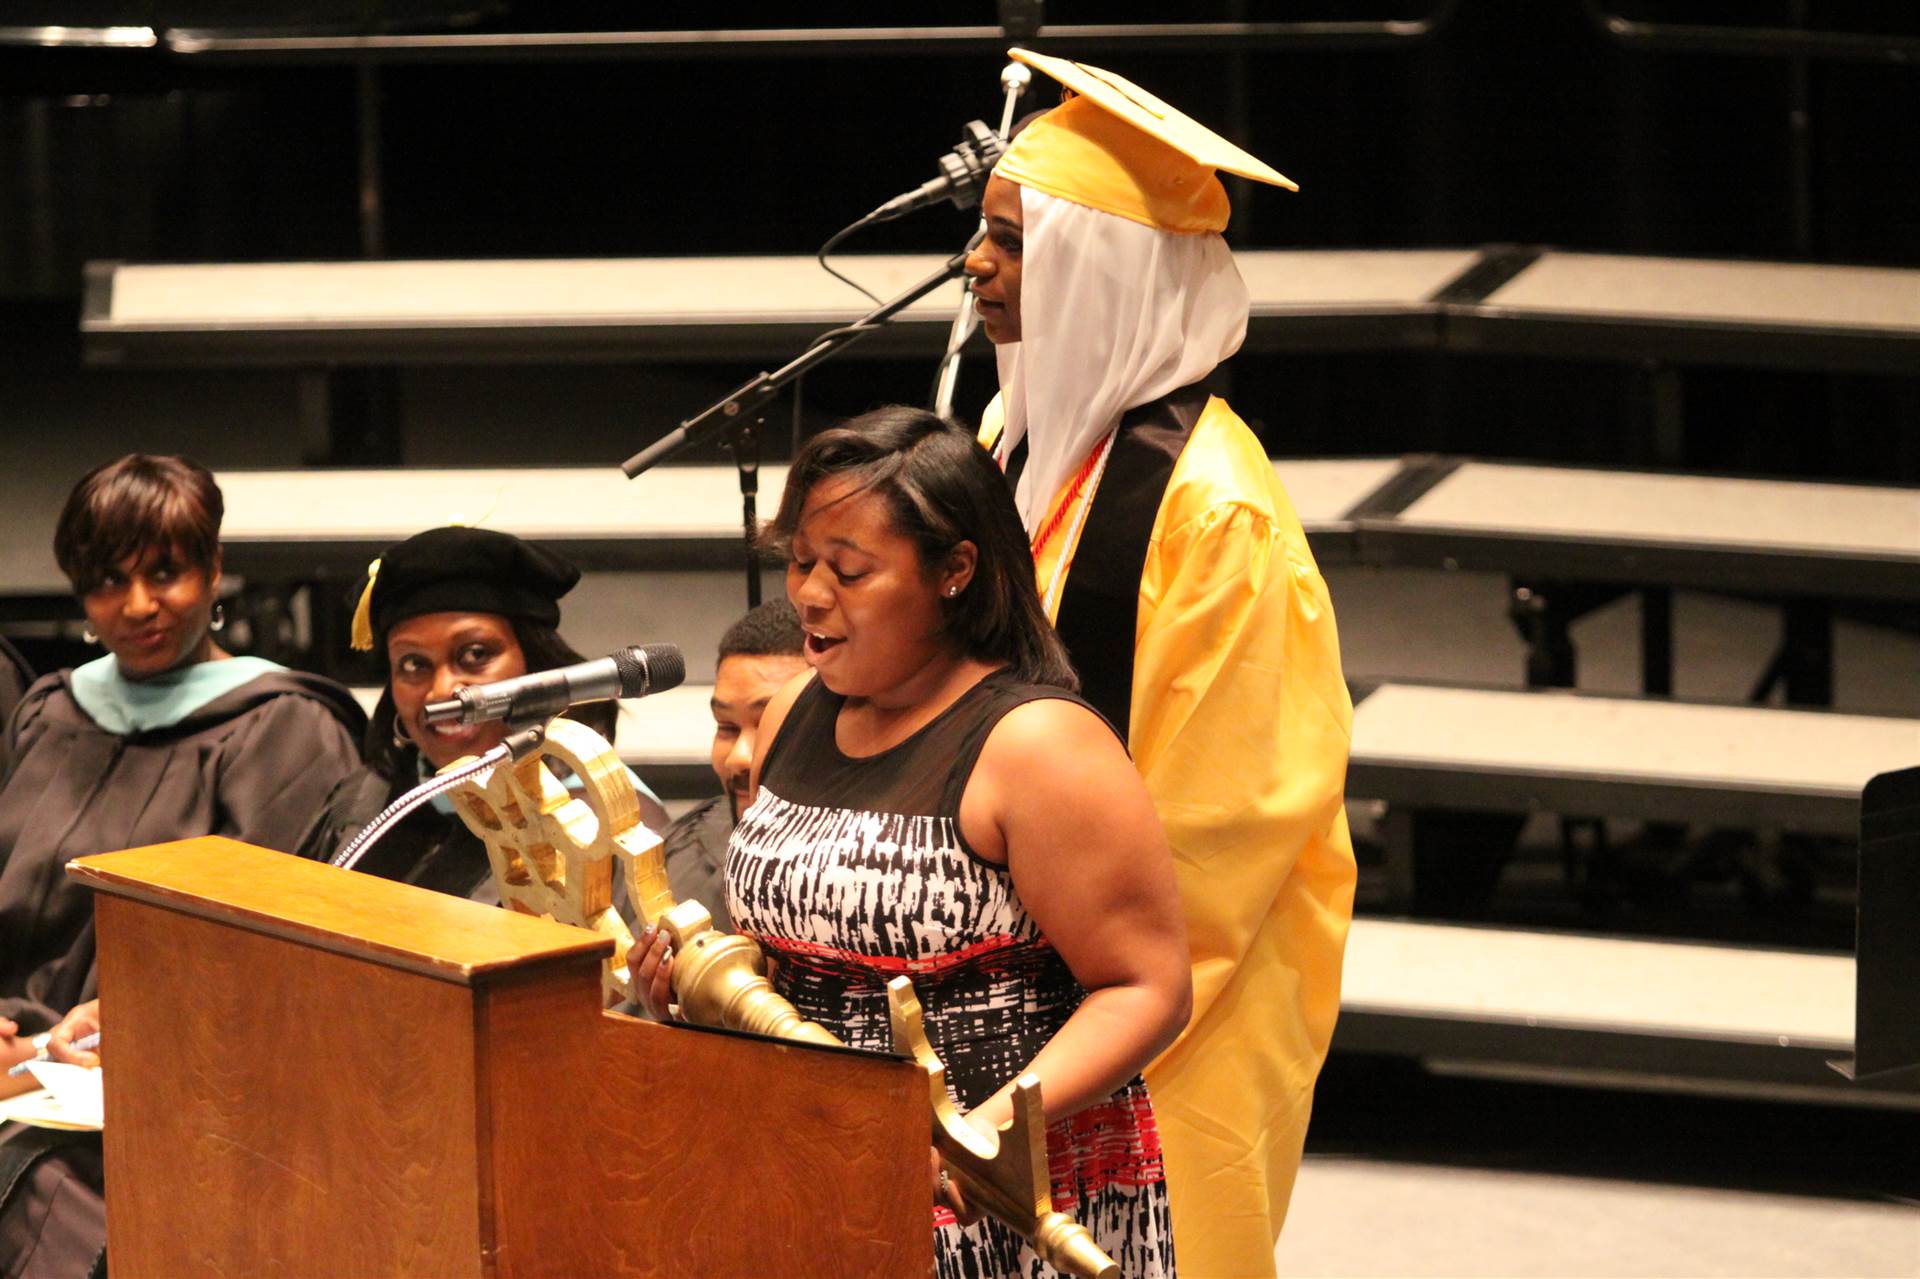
[{"left": 957, "top": 697, "right": 1192, "bottom": 1129}]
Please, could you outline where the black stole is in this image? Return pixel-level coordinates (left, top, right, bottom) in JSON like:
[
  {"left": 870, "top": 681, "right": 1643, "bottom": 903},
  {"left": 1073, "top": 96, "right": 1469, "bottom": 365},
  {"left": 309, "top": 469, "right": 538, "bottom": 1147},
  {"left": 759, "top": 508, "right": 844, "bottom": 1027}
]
[{"left": 1048, "top": 382, "right": 1209, "bottom": 741}]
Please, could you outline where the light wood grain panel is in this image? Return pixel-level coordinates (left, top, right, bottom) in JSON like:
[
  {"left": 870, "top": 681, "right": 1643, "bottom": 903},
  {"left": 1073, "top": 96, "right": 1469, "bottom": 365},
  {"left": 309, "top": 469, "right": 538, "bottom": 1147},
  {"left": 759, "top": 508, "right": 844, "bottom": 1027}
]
[
  {"left": 97, "top": 893, "right": 485, "bottom": 1278},
  {"left": 481, "top": 984, "right": 930, "bottom": 1279},
  {"left": 72, "top": 838, "right": 609, "bottom": 985},
  {"left": 87, "top": 837, "right": 926, "bottom": 1277}
]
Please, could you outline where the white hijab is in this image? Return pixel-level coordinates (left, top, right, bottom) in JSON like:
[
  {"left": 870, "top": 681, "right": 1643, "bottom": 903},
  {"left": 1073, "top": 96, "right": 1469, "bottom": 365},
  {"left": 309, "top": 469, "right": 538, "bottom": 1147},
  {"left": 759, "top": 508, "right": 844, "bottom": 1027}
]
[{"left": 993, "top": 187, "right": 1251, "bottom": 530}]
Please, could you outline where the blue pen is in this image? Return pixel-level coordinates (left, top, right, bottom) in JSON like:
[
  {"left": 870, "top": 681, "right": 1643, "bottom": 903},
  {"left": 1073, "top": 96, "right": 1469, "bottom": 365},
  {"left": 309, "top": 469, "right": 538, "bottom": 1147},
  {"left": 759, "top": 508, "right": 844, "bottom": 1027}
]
[{"left": 7, "top": 1032, "right": 100, "bottom": 1077}]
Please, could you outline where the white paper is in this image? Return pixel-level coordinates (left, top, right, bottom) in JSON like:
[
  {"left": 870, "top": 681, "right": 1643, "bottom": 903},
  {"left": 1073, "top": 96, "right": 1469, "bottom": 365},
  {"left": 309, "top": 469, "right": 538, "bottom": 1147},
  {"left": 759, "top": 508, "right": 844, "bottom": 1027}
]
[{"left": 18, "top": 1062, "right": 104, "bottom": 1130}]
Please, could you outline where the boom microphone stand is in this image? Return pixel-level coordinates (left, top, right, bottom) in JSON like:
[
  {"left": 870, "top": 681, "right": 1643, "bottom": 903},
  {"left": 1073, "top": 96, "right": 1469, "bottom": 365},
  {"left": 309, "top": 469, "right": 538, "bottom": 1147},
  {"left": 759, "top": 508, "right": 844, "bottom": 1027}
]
[
  {"left": 621, "top": 57, "right": 1029, "bottom": 609},
  {"left": 620, "top": 242, "right": 981, "bottom": 608}
]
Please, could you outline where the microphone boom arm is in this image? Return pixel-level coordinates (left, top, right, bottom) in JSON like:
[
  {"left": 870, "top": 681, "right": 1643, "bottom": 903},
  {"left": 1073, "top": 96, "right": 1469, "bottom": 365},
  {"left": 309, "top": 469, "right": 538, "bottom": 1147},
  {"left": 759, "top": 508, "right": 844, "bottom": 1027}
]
[{"left": 620, "top": 244, "right": 976, "bottom": 479}]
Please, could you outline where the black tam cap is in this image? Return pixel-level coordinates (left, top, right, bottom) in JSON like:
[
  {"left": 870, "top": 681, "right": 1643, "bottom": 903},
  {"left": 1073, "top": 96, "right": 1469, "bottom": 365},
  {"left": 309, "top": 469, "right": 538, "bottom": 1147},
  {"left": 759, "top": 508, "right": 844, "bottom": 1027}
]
[{"left": 351, "top": 526, "right": 580, "bottom": 651}]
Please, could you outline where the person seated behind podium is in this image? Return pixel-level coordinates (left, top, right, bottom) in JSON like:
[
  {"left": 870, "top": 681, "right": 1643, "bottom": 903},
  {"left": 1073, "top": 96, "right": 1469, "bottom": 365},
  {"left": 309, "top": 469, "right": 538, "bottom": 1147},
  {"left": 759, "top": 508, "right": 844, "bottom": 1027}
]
[
  {"left": 0, "top": 454, "right": 364, "bottom": 1277},
  {"left": 295, "top": 525, "right": 669, "bottom": 900},
  {"left": 659, "top": 600, "right": 807, "bottom": 934},
  {"left": 1, "top": 454, "right": 365, "bottom": 1070},
  {"left": 635, "top": 408, "right": 1191, "bottom": 1278}
]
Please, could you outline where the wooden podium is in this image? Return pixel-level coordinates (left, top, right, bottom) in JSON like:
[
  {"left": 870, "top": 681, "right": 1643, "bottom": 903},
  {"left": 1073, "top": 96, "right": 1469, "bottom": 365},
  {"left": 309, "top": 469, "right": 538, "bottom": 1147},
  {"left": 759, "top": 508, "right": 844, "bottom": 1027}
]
[{"left": 69, "top": 838, "right": 930, "bottom": 1278}]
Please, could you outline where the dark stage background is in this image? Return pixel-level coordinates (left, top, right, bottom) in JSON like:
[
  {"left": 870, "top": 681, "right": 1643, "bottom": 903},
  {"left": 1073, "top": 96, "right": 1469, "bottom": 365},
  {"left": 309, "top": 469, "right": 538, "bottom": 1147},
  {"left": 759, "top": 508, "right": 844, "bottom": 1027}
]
[{"left": 3, "top": 1, "right": 1917, "bottom": 482}]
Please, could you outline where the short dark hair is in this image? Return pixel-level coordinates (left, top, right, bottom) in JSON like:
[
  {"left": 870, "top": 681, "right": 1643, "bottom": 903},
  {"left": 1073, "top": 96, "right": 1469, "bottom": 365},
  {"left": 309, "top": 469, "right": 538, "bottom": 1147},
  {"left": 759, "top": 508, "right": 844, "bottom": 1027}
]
[
  {"left": 717, "top": 600, "right": 804, "bottom": 662},
  {"left": 54, "top": 454, "right": 223, "bottom": 594},
  {"left": 766, "top": 406, "right": 1077, "bottom": 690},
  {"left": 364, "top": 618, "right": 618, "bottom": 782}
]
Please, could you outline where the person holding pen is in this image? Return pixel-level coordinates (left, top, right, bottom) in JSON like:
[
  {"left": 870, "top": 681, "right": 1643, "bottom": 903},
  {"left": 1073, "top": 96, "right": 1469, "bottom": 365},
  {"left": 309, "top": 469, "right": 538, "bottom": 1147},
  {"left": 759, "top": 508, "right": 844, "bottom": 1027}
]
[{"left": 0, "top": 454, "right": 364, "bottom": 1276}]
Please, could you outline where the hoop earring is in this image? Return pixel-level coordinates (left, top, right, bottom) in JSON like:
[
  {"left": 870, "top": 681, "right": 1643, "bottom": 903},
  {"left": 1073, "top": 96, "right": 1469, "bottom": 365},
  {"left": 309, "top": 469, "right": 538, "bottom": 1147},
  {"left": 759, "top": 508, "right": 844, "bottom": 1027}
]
[
  {"left": 392, "top": 714, "right": 415, "bottom": 752},
  {"left": 209, "top": 601, "right": 226, "bottom": 633},
  {"left": 81, "top": 625, "right": 99, "bottom": 645}
]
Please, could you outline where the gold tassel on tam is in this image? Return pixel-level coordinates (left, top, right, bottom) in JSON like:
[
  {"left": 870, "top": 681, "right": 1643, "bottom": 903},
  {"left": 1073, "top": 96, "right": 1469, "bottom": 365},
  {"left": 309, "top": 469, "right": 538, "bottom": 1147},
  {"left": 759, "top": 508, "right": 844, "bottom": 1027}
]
[{"left": 348, "top": 558, "right": 381, "bottom": 651}]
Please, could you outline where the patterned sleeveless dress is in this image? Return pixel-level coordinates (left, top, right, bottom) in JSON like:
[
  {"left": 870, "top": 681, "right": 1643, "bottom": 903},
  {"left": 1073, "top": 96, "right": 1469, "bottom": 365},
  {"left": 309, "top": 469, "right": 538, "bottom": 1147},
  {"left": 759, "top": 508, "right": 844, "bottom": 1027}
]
[{"left": 726, "top": 669, "right": 1176, "bottom": 1279}]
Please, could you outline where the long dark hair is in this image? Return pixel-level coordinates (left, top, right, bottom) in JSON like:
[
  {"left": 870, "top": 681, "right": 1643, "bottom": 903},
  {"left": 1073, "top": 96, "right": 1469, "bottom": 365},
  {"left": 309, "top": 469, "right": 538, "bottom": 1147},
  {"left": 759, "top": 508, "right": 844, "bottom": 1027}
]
[
  {"left": 364, "top": 618, "right": 620, "bottom": 781},
  {"left": 766, "top": 406, "right": 1077, "bottom": 691}
]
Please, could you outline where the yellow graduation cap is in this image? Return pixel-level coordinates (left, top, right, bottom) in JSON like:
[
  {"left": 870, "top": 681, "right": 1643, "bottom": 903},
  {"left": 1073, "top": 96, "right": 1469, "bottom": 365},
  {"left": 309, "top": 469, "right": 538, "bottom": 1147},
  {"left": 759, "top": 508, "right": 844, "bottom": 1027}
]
[{"left": 995, "top": 47, "right": 1297, "bottom": 235}]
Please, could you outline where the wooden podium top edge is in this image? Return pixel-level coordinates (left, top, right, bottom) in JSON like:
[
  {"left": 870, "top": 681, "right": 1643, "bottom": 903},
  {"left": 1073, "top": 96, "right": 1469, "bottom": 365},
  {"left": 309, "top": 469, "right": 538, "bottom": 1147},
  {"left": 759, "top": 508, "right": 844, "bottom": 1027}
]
[{"left": 70, "top": 837, "right": 612, "bottom": 986}]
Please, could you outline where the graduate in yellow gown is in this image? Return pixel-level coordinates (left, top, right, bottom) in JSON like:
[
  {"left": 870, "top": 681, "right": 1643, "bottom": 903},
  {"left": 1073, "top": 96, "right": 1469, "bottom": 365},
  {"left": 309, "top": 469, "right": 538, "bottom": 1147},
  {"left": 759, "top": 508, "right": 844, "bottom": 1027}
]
[{"left": 966, "top": 49, "right": 1357, "bottom": 1278}]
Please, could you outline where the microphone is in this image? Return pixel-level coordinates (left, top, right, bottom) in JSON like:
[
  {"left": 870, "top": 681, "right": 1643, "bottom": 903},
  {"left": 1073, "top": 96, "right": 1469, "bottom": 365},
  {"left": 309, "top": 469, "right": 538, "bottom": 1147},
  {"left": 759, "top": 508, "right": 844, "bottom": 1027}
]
[
  {"left": 863, "top": 121, "right": 1006, "bottom": 224},
  {"left": 423, "top": 643, "right": 686, "bottom": 727}
]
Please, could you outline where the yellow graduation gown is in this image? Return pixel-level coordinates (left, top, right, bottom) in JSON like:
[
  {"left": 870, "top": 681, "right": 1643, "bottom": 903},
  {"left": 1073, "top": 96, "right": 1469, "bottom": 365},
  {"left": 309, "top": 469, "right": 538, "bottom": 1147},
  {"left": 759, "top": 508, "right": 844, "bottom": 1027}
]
[{"left": 988, "top": 392, "right": 1356, "bottom": 1277}]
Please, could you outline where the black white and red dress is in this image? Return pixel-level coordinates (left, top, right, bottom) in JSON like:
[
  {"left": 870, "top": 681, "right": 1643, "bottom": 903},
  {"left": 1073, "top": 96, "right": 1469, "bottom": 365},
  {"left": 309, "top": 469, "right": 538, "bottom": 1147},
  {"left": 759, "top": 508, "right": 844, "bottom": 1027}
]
[{"left": 727, "top": 670, "right": 1177, "bottom": 1278}]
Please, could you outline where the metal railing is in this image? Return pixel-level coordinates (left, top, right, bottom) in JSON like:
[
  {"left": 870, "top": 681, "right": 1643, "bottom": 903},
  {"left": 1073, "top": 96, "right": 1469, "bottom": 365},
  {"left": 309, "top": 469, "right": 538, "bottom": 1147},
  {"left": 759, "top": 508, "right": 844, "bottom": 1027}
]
[
  {"left": 1582, "top": 0, "right": 1920, "bottom": 64},
  {"left": 1, "top": 8, "right": 1459, "bottom": 60}
]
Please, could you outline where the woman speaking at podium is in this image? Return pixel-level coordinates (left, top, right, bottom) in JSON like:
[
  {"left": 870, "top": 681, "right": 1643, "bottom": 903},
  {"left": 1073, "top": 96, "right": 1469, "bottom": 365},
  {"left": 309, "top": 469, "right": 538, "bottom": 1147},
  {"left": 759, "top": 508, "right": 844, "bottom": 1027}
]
[
  {"left": 638, "top": 408, "right": 1190, "bottom": 1278},
  {"left": 0, "top": 454, "right": 364, "bottom": 1275}
]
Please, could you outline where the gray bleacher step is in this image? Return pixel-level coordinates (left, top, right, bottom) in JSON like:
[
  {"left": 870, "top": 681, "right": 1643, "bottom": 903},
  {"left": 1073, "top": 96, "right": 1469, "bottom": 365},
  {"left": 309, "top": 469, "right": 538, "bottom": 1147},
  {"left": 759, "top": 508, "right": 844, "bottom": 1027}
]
[
  {"left": 1361, "top": 459, "right": 1920, "bottom": 600},
  {"left": 1347, "top": 682, "right": 1919, "bottom": 834},
  {"left": 1335, "top": 917, "right": 1915, "bottom": 1105},
  {"left": 1448, "top": 250, "right": 1920, "bottom": 374},
  {"left": 604, "top": 678, "right": 1920, "bottom": 814},
  {"left": 85, "top": 249, "right": 1920, "bottom": 374},
  {"left": 209, "top": 457, "right": 1393, "bottom": 581},
  {"left": 82, "top": 250, "right": 1485, "bottom": 365}
]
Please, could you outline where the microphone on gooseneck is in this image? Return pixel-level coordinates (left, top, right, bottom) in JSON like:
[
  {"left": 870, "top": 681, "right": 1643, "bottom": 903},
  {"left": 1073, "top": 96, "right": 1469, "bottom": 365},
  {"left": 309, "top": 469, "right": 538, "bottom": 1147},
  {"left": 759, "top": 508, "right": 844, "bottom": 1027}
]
[{"left": 422, "top": 643, "right": 686, "bottom": 728}]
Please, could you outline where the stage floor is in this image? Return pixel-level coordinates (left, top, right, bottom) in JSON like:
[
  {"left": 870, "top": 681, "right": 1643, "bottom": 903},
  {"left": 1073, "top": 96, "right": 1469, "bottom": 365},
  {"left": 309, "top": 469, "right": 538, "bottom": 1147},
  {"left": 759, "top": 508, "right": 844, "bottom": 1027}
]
[
  {"left": 1286, "top": 1055, "right": 1920, "bottom": 1277},
  {"left": 1278, "top": 1154, "right": 1920, "bottom": 1278}
]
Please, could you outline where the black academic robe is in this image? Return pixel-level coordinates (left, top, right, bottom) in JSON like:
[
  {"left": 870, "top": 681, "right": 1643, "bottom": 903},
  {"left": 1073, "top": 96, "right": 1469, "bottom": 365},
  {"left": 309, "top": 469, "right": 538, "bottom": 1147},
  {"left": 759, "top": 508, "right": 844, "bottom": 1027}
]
[
  {"left": 293, "top": 765, "right": 500, "bottom": 904},
  {"left": 0, "top": 667, "right": 365, "bottom": 1033},
  {"left": 0, "top": 639, "right": 30, "bottom": 767},
  {"left": 661, "top": 793, "right": 736, "bottom": 935}
]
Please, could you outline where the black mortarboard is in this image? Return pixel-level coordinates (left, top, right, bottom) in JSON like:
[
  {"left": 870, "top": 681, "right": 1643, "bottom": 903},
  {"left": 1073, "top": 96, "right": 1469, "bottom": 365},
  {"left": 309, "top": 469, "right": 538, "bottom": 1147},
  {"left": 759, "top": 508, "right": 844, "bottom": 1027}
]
[{"left": 350, "top": 526, "right": 580, "bottom": 651}]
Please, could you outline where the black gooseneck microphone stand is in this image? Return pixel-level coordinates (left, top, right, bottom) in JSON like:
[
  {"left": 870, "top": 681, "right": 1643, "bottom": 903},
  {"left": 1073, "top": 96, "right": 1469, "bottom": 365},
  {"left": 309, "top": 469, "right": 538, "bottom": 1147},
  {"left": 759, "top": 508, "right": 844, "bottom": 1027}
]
[
  {"left": 619, "top": 54, "right": 1032, "bottom": 610},
  {"left": 618, "top": 245, "right": 980, "bottom": 608}
]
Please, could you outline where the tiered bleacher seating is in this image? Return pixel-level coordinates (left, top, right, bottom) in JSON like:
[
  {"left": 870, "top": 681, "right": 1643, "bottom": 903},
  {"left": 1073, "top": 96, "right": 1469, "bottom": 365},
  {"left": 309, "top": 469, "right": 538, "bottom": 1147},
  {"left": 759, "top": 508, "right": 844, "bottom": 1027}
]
[{"left": 61, "top": 245, "right": 1920, "bottom": 1105}]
